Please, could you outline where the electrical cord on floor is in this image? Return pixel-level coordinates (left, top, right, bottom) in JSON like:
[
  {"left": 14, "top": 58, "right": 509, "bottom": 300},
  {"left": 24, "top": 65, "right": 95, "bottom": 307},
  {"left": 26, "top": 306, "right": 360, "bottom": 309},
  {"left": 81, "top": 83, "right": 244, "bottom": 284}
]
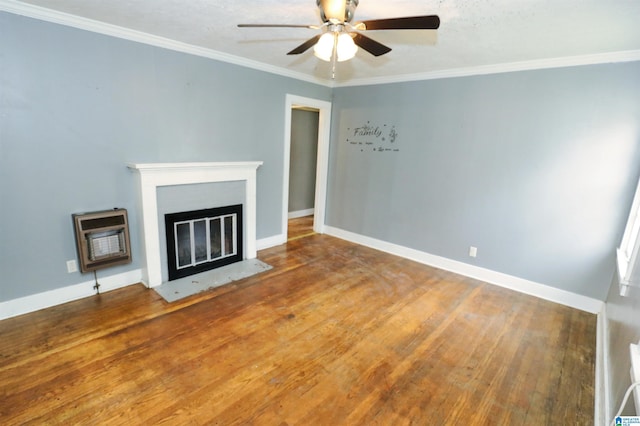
[
  {"left": 93, "top": 270, "right": 101, "bottom": 295},
  {"left": 610, "top": 381, "right": 640, "bottom": 426}
]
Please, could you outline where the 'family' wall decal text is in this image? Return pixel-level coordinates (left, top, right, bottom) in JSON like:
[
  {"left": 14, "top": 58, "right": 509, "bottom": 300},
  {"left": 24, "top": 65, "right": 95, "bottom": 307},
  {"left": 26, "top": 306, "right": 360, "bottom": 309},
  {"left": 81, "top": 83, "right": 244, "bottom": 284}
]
[{"left": 346, "top": 121, "right": 399, "bottom": 153}]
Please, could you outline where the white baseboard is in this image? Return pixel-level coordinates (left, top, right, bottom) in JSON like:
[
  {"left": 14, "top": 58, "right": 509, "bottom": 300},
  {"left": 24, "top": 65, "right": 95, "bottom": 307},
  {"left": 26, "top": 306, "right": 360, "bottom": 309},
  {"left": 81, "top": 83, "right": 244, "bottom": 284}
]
[
  {"left": 0, "top": 233, "right": 287, "bottom": 321},
  {"left": 1, "top": 228, "right": 605, "bottom": 318},
  {"left": 324, "top": 225, "right": 604, "bottom": 314},
  {"left": 0, "top": 269, "right": 142, "bottom": 321},
  {"left": 1, "top": 226, "right": 609, "bottom": 422},
  {"left": 288, "top": 209, "right": 314, "bottom": 219},
  {"left": 257, "top": 234, "right": 286, "bottom": 251}
]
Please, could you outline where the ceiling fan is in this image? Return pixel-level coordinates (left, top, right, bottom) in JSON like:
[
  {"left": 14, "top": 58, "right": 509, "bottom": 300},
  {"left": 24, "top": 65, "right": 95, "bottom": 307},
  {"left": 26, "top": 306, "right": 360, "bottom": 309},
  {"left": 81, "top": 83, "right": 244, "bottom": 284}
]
[{"left": 238, "top": 0, "right": 440, "bottom": 77}]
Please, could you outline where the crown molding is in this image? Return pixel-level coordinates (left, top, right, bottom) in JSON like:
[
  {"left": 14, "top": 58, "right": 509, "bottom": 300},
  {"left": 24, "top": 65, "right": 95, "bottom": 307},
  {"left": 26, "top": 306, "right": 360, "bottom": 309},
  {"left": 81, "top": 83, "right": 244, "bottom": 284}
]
[
  {"left": 2, "top": 0, "right": 639, "bottom": 88},
  {"left": 0, "top": 0, "right": 332, "bottom": 87},
  {"left": 336, "top": 50, "right": 640, "bottom": 87}
]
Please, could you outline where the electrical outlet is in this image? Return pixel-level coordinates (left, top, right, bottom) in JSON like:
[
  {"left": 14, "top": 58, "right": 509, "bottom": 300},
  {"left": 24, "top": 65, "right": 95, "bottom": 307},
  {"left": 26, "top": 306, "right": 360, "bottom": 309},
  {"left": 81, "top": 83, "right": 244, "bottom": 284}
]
[
  {"left": 469, "top": 246, "right": 478, "bottom": 258},
  {"left": 630, "top": 343, "right": 640, "bottom": 414},
  {"left": 66, "top": 260, "right": 78, "bottom": 273}
]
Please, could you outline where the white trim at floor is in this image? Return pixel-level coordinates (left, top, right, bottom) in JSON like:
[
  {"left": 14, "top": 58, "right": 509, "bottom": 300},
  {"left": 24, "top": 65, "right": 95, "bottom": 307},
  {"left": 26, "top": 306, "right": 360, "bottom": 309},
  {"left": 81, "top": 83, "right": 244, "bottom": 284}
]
[
  {"left": 288, "top": 209, "right": 314, "bottom": 219},
  {"left": 0, "top": 269, "right": 142, "bottom": 321},
  {"left": 324, "top": 225, "right": 604, "bottom": 314},
  {"left": 257, "top": 234, "right": 286, "bottom": 250},
  {"left": 1, "top": 227, "right": 608, "bottom": 424},
  {"left": 0, "top": 234, "right": 286, "bottom": 321},
  {"left": 0, "top": 230, "right": 604, "bottom": 317}
]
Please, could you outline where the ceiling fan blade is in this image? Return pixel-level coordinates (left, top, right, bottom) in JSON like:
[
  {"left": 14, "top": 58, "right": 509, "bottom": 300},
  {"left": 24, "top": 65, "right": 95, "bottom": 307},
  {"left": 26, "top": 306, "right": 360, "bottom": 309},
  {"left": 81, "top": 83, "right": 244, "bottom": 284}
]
[
  {"left": 358, "top": 15, "right": 440, "bottom": 31},
  {"left": 287, "top": 35, "right": 322, "bottom": 55},
  {"left": 352, "top": 33, "right": 392, "bottom": 57},
  {"left": 238, "top": 24, "right": 318, "bottom": 29}
]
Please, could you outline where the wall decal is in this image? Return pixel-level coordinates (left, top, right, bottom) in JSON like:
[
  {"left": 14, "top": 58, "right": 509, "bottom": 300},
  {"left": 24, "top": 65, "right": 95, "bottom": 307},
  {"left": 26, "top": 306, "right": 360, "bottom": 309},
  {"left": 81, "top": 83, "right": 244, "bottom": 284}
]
[{"left": 346, "top": 121, "right": 399, "bottom": 153}]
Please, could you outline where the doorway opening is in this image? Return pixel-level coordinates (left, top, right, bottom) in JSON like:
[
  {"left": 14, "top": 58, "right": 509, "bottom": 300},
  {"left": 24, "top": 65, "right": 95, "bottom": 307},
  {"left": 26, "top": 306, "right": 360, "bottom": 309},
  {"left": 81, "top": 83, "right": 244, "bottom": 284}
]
[
  {"left": 282, "top": 95, "right": 331, "bottom": 243},
  {"left": 288, "top": 106, "right": 319, "bottom": 240}
]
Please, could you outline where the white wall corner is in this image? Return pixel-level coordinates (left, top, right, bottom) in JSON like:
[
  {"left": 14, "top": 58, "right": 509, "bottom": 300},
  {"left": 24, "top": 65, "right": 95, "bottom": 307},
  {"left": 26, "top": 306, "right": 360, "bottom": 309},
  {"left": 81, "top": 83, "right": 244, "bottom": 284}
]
[{"left": 0, "top": 269, "right": 142, "bottom": 321}]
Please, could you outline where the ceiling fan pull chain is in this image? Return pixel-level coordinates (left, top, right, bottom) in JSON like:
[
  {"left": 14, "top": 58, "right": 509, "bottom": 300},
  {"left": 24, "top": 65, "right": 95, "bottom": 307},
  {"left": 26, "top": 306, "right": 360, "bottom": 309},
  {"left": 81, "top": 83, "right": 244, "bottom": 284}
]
[{"left": 331, "top": 32, "right": 338, "bottom": 79}]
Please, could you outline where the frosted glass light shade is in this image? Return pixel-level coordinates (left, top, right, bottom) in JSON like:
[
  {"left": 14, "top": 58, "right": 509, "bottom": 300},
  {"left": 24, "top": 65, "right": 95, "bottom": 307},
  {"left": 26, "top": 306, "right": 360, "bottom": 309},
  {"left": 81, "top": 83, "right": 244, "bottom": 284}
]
[
  {"left": 313, "top": 33, "right": 336, "bottom": 62},
  {"left": 313, "top": 32, "right": 358, "bottom": 62},
  {"left": 336, "top": 33, "right": 358, "bottom": 62}
]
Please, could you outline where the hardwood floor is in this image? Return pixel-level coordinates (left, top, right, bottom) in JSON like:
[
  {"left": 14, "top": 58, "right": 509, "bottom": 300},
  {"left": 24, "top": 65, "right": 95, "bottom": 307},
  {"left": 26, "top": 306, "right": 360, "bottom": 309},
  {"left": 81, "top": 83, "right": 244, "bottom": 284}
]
[
  {"left": 0, "top": 234, "right": 596, "bottom": 425},
  {"left": 287, "top": 215, "right": 315, "bottom": 241}
]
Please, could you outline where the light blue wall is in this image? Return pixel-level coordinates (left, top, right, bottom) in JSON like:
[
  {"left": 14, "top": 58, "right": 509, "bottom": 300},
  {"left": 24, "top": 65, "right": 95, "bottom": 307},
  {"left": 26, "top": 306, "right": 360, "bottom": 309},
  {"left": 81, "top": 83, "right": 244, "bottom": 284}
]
[
  {"left": 3, "top": 10, "right": 640, "bottom": 305},
  {"left": 288, "top": 109, "right": 319, "bottom": 213},
  {"left": 327, "top": 63, "right": 640, "bottom": 299},
  {"left": 0, "top": 12, "right": 331, "bottom": 302}
]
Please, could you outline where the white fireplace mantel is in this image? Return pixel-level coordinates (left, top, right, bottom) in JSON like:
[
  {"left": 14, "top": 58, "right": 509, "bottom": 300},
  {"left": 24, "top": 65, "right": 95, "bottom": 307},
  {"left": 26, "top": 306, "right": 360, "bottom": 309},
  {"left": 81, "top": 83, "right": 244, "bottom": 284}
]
[{"left": 128, "top": 161, "right": 263, "bottom": 288}]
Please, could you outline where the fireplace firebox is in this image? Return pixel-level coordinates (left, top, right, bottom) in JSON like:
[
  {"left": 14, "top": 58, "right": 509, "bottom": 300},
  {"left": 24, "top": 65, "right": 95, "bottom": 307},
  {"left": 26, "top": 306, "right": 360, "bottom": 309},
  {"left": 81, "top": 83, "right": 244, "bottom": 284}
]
[{"left": 165, "top": 204, "right": 243, "bottom": 281}]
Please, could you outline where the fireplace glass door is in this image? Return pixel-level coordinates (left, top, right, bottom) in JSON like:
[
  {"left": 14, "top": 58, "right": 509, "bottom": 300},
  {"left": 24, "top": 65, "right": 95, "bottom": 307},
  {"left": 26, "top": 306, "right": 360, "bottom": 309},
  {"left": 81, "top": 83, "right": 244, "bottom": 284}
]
[
  {"left": 174, "top": 215, "right": 237, "bottom": 269},
  {"left": 166, "top": 205, "right": 243, "bottom": 281}
]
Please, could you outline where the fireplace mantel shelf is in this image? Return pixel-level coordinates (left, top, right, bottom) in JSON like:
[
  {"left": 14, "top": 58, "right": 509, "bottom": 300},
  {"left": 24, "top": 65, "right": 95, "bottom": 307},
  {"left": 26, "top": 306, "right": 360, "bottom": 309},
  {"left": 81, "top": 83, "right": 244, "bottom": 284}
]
[
  {"left": 128, "top": 162, "right": 263, "bottom": 171},
  {"left": 128, "top": 161, "right": 263, "bottom": 288}
]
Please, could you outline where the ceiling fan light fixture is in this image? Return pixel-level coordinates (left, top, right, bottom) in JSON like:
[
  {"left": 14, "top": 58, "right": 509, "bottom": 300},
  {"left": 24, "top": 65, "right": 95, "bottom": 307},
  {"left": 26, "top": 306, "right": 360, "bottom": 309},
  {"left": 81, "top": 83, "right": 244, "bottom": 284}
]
[
  {"left": 240, "top": 0, "right": 439, "bottom": 73},
  {"left": 313, "top": 32, "right": 336, "bottom": 61},
  {"left": 313, "top": 31, "right": 358, "bottom": 62},
  {"left": 336, "top": 33, "right": 358, "bottom": 61}
]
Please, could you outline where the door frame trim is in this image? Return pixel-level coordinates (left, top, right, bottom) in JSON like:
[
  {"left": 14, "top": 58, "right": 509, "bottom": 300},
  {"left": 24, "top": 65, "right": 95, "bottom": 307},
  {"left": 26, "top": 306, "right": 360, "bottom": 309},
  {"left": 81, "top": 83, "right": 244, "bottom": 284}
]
[{"left": 283, "top": 94, "right": 332, "bottom": 238}]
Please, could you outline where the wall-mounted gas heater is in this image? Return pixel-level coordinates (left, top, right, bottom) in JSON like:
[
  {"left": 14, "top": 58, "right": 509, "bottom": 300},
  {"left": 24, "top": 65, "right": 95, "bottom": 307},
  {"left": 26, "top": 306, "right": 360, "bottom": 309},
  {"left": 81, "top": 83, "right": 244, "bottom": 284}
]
[{"left": 73, "top": 208, "right": 132, "bottom": 273}]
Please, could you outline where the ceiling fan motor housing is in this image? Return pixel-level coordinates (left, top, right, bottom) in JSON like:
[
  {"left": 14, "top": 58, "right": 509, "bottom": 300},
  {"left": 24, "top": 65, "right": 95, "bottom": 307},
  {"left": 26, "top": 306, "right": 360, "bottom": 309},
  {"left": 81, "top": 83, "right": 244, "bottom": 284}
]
[{"left": 317, "top": 0, "right": 359, "bottom": 23}]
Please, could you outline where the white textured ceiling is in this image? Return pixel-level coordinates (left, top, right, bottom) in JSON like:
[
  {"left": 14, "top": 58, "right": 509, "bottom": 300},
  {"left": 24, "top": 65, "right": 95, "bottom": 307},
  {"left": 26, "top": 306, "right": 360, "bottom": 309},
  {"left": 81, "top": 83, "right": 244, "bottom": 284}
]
[{"left": 3, "top": 0, "right": 640, "bottom": 85}]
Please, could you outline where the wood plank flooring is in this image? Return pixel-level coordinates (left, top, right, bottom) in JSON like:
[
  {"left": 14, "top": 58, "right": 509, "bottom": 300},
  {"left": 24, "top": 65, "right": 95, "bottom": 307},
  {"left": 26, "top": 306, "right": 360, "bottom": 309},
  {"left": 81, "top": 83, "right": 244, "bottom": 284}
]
[
  {"left": 287, "top": 215, "right": 315, "bottom": 241},
  {"left": 0, "top": 233, "right": 596, "bottom": 425}
]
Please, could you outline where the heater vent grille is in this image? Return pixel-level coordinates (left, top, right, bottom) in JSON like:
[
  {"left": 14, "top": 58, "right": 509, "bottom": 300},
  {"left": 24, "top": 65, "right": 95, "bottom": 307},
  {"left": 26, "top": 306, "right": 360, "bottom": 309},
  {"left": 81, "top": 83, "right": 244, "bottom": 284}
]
[{"left": 73, "top": 209, "right": 132, "bottom": 273}]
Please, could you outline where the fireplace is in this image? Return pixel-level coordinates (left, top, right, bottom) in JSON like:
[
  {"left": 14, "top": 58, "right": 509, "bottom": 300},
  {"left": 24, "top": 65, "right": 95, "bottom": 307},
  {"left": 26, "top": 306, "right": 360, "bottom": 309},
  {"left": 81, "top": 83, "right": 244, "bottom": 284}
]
[
  {"left": 128, "top": 162, "right": 263, "bottom": 288},
  {"left": 165, "top": 204, "right": 243, "bottom": 281}
]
